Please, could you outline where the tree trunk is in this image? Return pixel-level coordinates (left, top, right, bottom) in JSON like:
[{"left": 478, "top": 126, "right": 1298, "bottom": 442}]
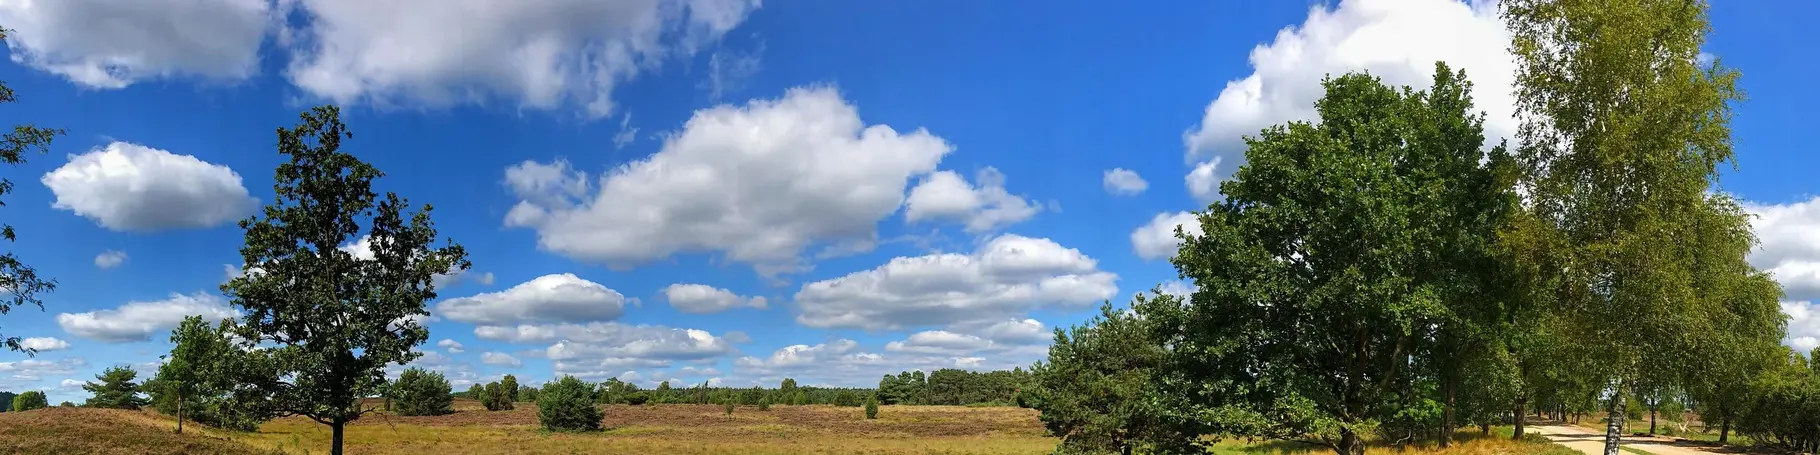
[
  {"left": 1603, "top": 394, "right": 1625, "bottom": 455},
  {"left": 1338, "top": 428, "right": 1365, "bottom": 455},
  {"left": 1718, "top": 412, "right": 1730, "bottom": 444},
  {"left": 331, "top": 420, "right": 343, "bottom": 455},
  {"left": 1513, "top": 392, "right": 1528, "bottom": 440},
  {"left": 1481, "top": 423, "right": 1490, "bottom": 435},
  {"left": 1441, "top": 377, "right": 1456, "bottom": 448},
  {"left": 1649, "top": 405, "right": 1657, "bottom": 435},
  {"left": 175, "top": 387, "right": 184, "bottom": 435}
]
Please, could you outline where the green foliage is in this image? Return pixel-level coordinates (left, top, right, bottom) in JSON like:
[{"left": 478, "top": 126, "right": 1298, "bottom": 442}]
[
  {"left": 81, "top": 365, "right": 148, "bottom": 409},
  {"left": 758, "top": 396, "right": 771, "bottom": 411},
  {"left": 155, "top": 315, "right": 264, "bottom": 432},
  {"left": 877, "top": 370, "right": 925, "bottom": 405},
  {"left": 482, "top": 381, "right": 514, "bottom": 411},
  {"left": 11, "top": 390, "right": 46, "bottom": 411},
  {"left": 0, "top": 28, "right": 64, "bottom": 355},
  {"left": 1142, "top": 65, "right": 1508, "bottom": 455},
  {"left": 56, "top": 401, "right": 71, "bottom": 407},
  {"left": 863, "top": 396, "right": 878, "bottom": 420},
  {"left": 220, "top": 105, "right": 469, "bottom": 454},
  {"left": 724, "top": 400, "right": 735, "bottom": 415},
  {"left": 623, "top": 392, "right": 648, "bottom": 405},
  {"left": 517, "top": 385, "right": 540, "bottom": 403},
  {"left": 0, "top": 391, "right": 15, "bottom": 411},
  {"left": 537, "top": 375, "right": 602, "bottom": 432},
  {"left": 501, "top": 375, "right": 519, "bottom": 402},
  {"left": 387, "top": 368, "right": 452, "bottom": 416},
  {"left": 779, "top": 378, "right": 796, "bottom": 395},
  {"left": 1734, "top": 349, "right": 1820, "bottom": 452},
  {"left": 1030, "top": 298, "right": 1176, "bottom": 455},
  {"left": 465, "top": 384, "right": 483, "bottom": 400}
]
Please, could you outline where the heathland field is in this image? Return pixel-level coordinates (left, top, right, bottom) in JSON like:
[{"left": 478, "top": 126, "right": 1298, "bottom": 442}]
[{"left": 0, "top": 400, "right": 1598, "bottom": 455}]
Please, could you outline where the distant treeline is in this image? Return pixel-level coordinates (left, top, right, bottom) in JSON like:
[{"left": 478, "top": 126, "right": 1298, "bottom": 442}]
[{"left": 458, "top": 367, "right": 1034, "bottom": 408}]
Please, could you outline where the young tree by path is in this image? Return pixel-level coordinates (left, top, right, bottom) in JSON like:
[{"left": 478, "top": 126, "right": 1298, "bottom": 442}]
[
  {"left": 0, "top": 27, "right": 64, "bottom": 356},
  {"left": 221, "top": 105, "right": 470, "bottom": 455},
  {"left": 1031, "top": 296, "right": 1177, "bottom": 455},
  {"left": 1504, "top": 2, "right": 1749, "bottom": 454}
]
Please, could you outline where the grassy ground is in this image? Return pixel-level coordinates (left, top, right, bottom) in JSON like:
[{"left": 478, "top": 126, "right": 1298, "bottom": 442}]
[
  {"left": 0, "top": 403, "right": 1587, "bottom": 455},
  {"left": 0, "top": 407, "right": 277, "bottom": 455}
]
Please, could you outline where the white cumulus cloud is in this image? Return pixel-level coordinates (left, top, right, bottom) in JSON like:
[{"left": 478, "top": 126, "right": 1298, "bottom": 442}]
[
  {"left": 19, "top": 337, "right": 70, "bottom": 352},
  {"left": 1782, "top": 301, "right": 1820, "bottom": 352},
  {"left": 56, "top": 293, "right": 238, "bottom": 343},
  {"left": 0, "top": 0, "right": 272, "bottom": 88},
  {"left": 660, "top": 283, "right": 767, "bottom": 314},
  {"left": 1102, "top": 168, "right": 1147, "bottom": 196},
  {"left": 794, "top": 234, "right": 1117, "bottom": 330},
  {"left": 503, "top": 86, "right": 954, "bottom": 279},
  {"left": 437, "top": 338, "right": 465, "bottom": 354},
  {"left": 93, "top": 250, "right": 128, "bottom": 269},
  {"left": 436, "top": 273, "right": 627, "bottom": 326},
  {"left": 481, "top": 352, "right": 523, "bottom": 368},
  {"left": 41, "top": 142, "right": 258, "bottom": 232},
  {"left": 1183, "top": 0, "right": 1515, "bottom": 186},
  {"left": 284, "top": 0, "right": 760, "bottom": 117},
  {"left": 904, "top": 167, "right": 1041, "bottom": 233},
  {"left": 1131, "top": 211, "right": 1204, "bottom": 261}
]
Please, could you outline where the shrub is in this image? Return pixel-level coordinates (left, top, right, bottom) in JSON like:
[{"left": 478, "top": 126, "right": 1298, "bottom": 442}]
[
  {"left": 57, "top": 401, "right": 73, "bottom": 407},
  {"left": 537, "top": 375, "right": 602, "bottom": 432},
  {"left": 388, "top": 367, "right": 453, "bottom": 416},
  {"left": 482, "top": 381, "right": 515, "bottom": 411},
  {"left": 724, "top": 400, "right": 735, "bottom": 415},
  {"left": 623, "top": 392, "right": 649, "bottom": 405},
  {"left": 758, "top": 397, "right": 771, "bottom": 411},
  {"left": 864, "top": 396, "right": 879, "bottom": 420},
  {"left": 11, "top": 391, "right": 47, "bottom": 411}
]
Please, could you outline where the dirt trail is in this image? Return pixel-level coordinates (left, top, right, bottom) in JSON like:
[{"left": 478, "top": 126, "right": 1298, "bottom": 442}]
[{"left": 1531, "top": 425, "right": 1730, "bottom": 455}]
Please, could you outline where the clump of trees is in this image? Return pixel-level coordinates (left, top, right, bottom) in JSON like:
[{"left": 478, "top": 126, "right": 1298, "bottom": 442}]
[
  {"left": 877, "top": 368, "right": 1031, "bottom": 406},
  {"left": 481, "top": 380, "right": 515, "bottom": 411},
  {"left": 537, "top": 375, "right": 602, "bottom": 432},
  {"left": 387, "top": 368, "right": 453, "bottom": 416},
  {"left": 11, "top": 391, "right": 46, "bottom": 412},
  {"left": 1022, "top": 3, "right": 1792, "bottom": 455},
  {"left": 81, "top": 366, "right": 148, "bottom": 410},
  {"left": 146, "top": 316, "right": 264, "bottom": 432}
]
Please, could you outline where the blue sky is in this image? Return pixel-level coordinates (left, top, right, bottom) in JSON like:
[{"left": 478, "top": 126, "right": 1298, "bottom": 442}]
[{"left": 1, "top": 0, "right": 1816, "bottom": 404}]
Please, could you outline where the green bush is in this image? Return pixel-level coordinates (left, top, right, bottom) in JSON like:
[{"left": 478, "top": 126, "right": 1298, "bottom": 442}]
[
  {"left": 388, "top": 367, "right": 453, "bottom": 416},
  {"left": 57, "top": 401, "right": 73, "bottom": 407},
  {"left": 623, "top": 392, "right": 649, "bottom": 405},
  {"left": 864, "top": 396, "right": 879, "bottom": 420},
  {"left": 482, "top": 381, "right": 514, "bottom": 411},
  {"left": 724, "top": 401, "right": 735, "bottom": 415},
  {"left": 758, "top": 397, "right": 771, "bottom": 411},
  {"left": 537, "top": 375, "right": 602, "bottom": 432},
  {"left": 11, "top": 391, "right": 47, "bottom": 411}
]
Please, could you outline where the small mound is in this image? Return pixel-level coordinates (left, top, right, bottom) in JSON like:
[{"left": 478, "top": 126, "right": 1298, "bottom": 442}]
[{"left": 0, "top": 407, "right": 274, "bottom": 455}]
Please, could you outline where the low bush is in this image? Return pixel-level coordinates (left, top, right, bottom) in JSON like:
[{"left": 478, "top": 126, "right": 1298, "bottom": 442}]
[
  {"left": 388, "top": 367, "right": 453, "bottom": 416},
  {"left": 537, "top": 375, "right": 603, "bottom": 432}
]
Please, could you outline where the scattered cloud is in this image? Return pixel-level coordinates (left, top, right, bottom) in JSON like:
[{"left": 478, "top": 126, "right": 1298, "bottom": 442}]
[
  {"left": 1185, "top": 158, "right": 1222, "bottom": 204},
  {"left": 884, "top": 331, "right": 994, "bottom": 355},
  {"left": 503, "top": 86, "right": 953, "bottom": 279},
  {"left": 436, "top": 273, "right": 627, "bottom": 326},
  {"left": 794, "top": 234, "right": 1117, "bottom": 330},
  {"left": 0, "top": 0, "right": 272, "bottom": 88},
  {"left": 701, "top": 43, "right": 762, "bottom": 101},
  {"left": 1783, "top": 301, "right": 1820, "bottom": 352},
  {"left": 481, "top": 352, "right": 523, "bottom": 368},
  {"left": 973, "top": 318, "right": 1050, "bottom": 345},
  {"left": 437, "top": 339, "right": 465, "bottom": 354},
  {"left": 93, "top": 250, "right": 128, "bottom": 269},
  {"left": 1102, "top": 168, "right": 1148, "bottom": 196},
  {"left": 56, "top": 292, "right": 238, "bottom": 343},
  {"left": 20, "top": 337, "right": 71, "bottom": 352},
  {"left": 904, "top": 167, "right": 1042, "bottom": 233},
  {"left": 472, "top": 322, "right": 737, "bottom": 377},
  {"left": 1746, "top": 197, "right": 1820, "bottom": 300},
  {"left": 1131, "top": 211, "right": 1204, "bottom": 261},
  {"left": 41, "top": 142, "right": 259, "bottom": 232},
  {"left": 660, "top": 283, "right": 767, "bottom": 314},
  {"left": 1183, "top": 0, "right": 1514, "bottom": 186},
  {"left": 283, "top": 0, "right": 761, "bottom": 117},
  {"left": 613, "top": 113, "right": 639, "bottom": 149}
]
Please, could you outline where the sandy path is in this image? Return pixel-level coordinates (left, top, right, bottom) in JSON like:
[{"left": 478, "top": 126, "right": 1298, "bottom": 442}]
[{"left": 1530, "top": 425, "right": 1727, "bottom": 455}]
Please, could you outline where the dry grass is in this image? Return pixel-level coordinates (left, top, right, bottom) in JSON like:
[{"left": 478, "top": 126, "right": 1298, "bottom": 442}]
[
  {"left": 236, "top": 403, "right": 1055, "bottom": 455},
  {"left": 0, "top": 404, "right": 1582, "bottom": 455},
  {"left": 0, "top": 407, "right": 277, "bottom": 455}
]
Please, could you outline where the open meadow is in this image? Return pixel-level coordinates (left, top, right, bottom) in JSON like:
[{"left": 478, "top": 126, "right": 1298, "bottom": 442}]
[{"left": 0, "top": 402, "right": 1592, "bottom": 455}]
